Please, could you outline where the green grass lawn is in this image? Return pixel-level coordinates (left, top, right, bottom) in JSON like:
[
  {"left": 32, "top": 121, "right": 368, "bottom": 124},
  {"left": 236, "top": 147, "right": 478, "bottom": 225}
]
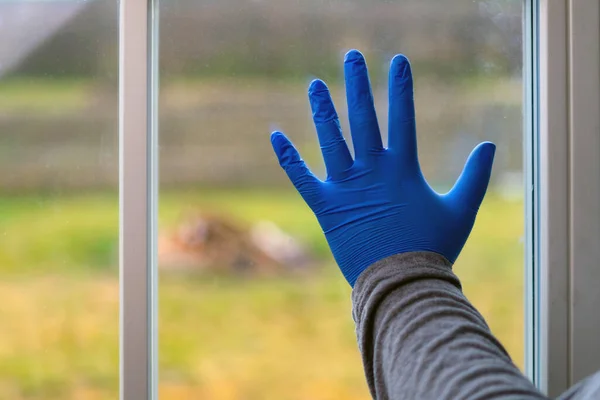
[{"left": 0, "top": 189, "right": 524, "bottom": 399}]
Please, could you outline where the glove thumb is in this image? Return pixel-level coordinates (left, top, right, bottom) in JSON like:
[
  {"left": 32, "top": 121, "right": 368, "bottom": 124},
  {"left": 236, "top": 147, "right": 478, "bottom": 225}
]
[{"left": 449, "top": 141, "right": 496, "bottom": 211}]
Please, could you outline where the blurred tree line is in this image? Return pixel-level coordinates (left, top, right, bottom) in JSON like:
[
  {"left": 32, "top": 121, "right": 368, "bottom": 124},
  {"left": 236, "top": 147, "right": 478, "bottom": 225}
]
[
  {"left": 13, "top": 0, "right": 522, "bottom": 82},
  {"left": 1, "top": 0, "right": 523, "bottom": 192}
]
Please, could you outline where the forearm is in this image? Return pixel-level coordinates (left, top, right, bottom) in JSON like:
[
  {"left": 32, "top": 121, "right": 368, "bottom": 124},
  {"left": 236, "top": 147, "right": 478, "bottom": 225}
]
[{"left": 352, "top": 252, "right": 546, "bottom": 400}]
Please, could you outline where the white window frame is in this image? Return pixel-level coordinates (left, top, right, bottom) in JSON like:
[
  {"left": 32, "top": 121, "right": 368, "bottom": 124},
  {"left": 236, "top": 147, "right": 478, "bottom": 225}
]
[
  {"left": 531, "top": 0, "right": 600, "bottom": 396},
  {"left": 119, "top": 0, "right": 159, "bottom": 398},
  {"left": 119, "top": 0, "right": 600, "bottom": 398}
]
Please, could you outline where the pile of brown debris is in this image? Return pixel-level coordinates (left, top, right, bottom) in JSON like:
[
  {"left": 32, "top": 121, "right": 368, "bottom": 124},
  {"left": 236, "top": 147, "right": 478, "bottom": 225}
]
[{"left": 158, "top": 213, "right": 313, "bottom": 276}]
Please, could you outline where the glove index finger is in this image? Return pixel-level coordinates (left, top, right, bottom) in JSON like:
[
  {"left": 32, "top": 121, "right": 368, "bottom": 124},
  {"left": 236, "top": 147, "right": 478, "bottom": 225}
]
[{"left": 270, "top": 131, "right": 321, "bottom": 204}]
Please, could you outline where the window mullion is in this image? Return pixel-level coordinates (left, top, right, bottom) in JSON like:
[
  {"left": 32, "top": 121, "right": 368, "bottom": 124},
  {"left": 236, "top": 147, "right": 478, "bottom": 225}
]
[
  {"left": 538, "top": 0, "right": 570, "bottom": 396},
  {"left": 119, "top": 0, "right": 159, "bottom": 398}
]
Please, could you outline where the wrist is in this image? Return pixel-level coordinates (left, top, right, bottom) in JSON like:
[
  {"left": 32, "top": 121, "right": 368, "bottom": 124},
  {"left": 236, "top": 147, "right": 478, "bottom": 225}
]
[{"left": 327, "top": 221, "right": 449, "bottom": 286}]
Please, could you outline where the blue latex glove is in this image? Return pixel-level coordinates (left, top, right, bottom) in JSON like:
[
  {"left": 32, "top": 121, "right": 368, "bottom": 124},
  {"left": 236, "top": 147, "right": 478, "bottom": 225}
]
[{"left": 270, "top": 50, "right": 495, "bottom": 286}]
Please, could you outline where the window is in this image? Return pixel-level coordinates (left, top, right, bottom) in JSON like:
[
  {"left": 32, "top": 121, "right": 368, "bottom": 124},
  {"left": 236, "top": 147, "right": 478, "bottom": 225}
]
[
  {"left": 5, "top": 0, "right": 600, "bottom": 399},
  {"left": 156, "top": 0, "right": 524, "bottom": 398},
  {"left": 0, "top": 1, "right": 119, "bottom": 398}
]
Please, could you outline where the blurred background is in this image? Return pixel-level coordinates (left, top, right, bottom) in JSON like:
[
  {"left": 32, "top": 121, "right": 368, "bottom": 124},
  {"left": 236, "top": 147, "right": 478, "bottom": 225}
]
[{"left": 0, "top": 0, "right": 524, "bottom": 398}]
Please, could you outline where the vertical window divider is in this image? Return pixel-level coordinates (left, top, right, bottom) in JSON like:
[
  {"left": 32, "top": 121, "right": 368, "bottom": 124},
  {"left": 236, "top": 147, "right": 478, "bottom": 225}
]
[{"left": 119, "top": 0, "right": 159, "bottom": 398}]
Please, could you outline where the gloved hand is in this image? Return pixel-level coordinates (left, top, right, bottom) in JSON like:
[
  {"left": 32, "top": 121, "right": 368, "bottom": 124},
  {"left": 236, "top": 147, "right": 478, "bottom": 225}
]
[{"left": 270, "top": 50, "right": 495, "bottom": 287}]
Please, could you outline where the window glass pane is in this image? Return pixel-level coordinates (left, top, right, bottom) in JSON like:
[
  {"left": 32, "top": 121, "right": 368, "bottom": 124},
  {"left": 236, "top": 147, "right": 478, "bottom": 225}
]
[
  {"left": 158, "top": 0, "right": 524, "bottom": 398},
  {"left": 0, "top": 1, "right": 119, "bottom": 398}
]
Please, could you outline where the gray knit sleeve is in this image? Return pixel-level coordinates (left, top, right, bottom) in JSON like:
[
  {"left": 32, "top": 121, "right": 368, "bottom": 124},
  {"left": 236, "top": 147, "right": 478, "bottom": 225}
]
[{"left": 351, "top": 252, "right": 547, "bottom": 400}]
